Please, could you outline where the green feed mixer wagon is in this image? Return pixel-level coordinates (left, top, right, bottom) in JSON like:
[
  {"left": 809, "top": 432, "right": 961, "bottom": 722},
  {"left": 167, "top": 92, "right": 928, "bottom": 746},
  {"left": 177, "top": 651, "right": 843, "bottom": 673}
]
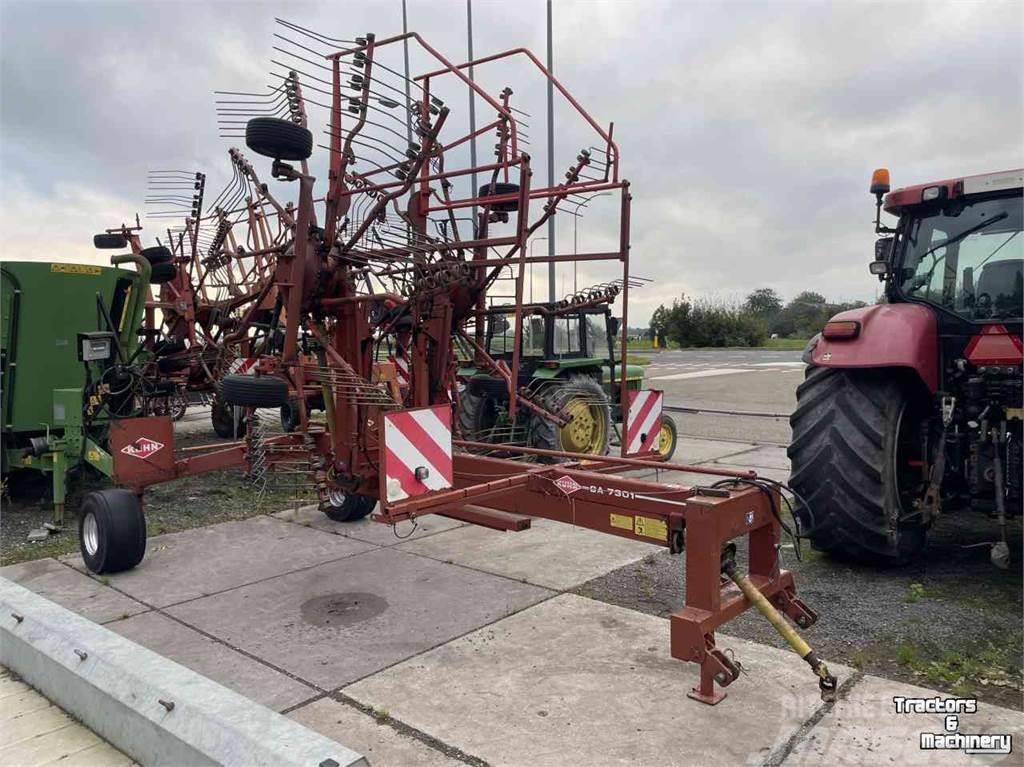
[{"left": 1, "top": 248, "right": 155, "bottom": 524}]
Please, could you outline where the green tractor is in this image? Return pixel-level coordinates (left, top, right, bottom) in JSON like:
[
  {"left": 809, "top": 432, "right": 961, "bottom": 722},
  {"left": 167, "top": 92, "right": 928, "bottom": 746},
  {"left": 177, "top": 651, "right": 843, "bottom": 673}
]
[{"left": 456, "top": 303, "right": 677, "bottom": 459}]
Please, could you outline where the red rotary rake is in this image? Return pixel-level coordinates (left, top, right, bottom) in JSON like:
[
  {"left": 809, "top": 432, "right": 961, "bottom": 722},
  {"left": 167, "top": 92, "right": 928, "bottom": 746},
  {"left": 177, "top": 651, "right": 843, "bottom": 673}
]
[{"left": 87, "top": 21, "right": 835, "bottom": 706}]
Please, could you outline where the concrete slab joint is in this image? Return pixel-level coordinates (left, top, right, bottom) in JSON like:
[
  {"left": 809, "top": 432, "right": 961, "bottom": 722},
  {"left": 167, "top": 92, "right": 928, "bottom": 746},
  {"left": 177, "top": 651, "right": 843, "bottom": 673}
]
[{"left": 0, "top": 576, "right": 368, "bottom": 767}]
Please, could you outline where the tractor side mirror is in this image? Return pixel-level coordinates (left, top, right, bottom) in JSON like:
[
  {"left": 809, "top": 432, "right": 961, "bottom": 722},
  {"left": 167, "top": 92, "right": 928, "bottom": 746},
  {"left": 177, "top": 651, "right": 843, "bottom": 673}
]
[
  {"left": 869, "top": 236, "right": 893, "bottom": 279},
  {"left": 607, "top": 316, "right": 620, "bottom": 336}
]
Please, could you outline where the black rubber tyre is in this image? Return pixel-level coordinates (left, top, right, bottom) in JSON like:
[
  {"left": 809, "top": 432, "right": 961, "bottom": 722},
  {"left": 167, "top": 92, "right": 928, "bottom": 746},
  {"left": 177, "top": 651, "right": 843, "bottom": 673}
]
[
  {"left": 140, "top": 246, "right": 173, "bottom": 264},
  {"left": 220, "top": 374, "right": 289, "bottom": 408},
  {"left": 528, "top": 375, "right": 612, "bottom": 462},
  {"left": 149, "top": 262, "right": 177, "bottom": 284},
  {"left": 280, "top": 400, "right": 299, "bottom": 433},
  {"left": 246, "top": 117, "right": 313, "bottom": 161},
  {"left": 93, "top": 233, "right": 127, "bottom": 249},
  {"left": 78, "top": 489, "right": 146, "bottom": 574},
  {"left": 788, "top": 367, "right": 927, "bottom": 565},
  {"left": 477, "top": 182, "right": 520, "bottom": 212},
  {"left": 654, "top": 413, "right": 678, "bottom": 461},
  {"left": 211, "top": 394, "right": 237, "bottom": 438},
  {"left": 321, "top": 493, "right": 376, "bottom": 522},
  {"left": 457, "top": 390, "right": 500, "bottom": 441}
]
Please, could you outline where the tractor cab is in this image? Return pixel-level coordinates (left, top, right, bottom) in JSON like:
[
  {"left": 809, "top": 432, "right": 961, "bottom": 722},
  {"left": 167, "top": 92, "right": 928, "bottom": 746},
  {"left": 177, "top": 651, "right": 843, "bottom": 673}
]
[
  {"left": 456, "top": 303, "right": 674, "bottom": 458},
  {"left": 464, "top": 303, "right": 645, "bottom": 406}
]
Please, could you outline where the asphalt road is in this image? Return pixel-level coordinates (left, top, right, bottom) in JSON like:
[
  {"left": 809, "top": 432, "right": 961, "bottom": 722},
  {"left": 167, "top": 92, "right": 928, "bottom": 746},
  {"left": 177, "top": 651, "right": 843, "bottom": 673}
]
[
  {"left": 177, "top": 349, "right": 805, "bottom": 445},
  {"left": 639, "top": 348, "right": 804, "bottom": 445}
]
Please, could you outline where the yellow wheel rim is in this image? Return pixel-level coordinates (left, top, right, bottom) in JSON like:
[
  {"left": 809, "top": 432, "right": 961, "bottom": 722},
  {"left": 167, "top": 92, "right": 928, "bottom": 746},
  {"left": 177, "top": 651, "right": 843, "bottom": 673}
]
[
  {"left": 559, "top": 397, "right": 606, "bottom": 454},
  {"left": 655, "top": 421, "right": 674, "bottom": 456}
]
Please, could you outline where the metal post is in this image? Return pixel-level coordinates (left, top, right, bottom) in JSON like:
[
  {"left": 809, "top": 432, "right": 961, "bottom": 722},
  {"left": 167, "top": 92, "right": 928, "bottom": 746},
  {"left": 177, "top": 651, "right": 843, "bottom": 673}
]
[
  {"left": 546, "top": 0, "right": 556, "bottom": 302},
  {"left": 467, "top": 0, "right": 478, "bottom": 228},
  {"left": 402, "top": 0, "right": 412, "bottom": 147}
]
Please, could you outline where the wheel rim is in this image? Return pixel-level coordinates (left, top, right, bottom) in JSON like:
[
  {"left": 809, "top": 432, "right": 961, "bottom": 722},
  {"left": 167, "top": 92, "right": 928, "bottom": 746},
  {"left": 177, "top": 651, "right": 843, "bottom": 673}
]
[
  {"left": 655, "top": 422, "right": 673, "bottom": 456},
  {"left": 560, "top": 397, "right": 605, "bottom": 454},
  {"left": 82, "top": 512, "right": 99, "bottom": 556},
  {"left": 326, "top": 488, "right": 347, "bottom": 508}
]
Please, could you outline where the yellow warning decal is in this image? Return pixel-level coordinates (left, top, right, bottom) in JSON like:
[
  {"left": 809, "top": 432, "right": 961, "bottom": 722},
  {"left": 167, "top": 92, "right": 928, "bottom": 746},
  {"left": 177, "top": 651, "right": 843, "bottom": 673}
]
[
  {"left": 51, "top": 263, "right": 101, "bottom": 275},
  {"left": 1007, "top": 408, "right": 1023, "bottom": 421},
  {"left": 634, "top": 515, "right": 668, "bottom": 541},
  {"left": 86, "top": 450, "right": 100, "bottom": 462},
  {"left": 609, "top": 513, "right": 633, "bottom": 531}
]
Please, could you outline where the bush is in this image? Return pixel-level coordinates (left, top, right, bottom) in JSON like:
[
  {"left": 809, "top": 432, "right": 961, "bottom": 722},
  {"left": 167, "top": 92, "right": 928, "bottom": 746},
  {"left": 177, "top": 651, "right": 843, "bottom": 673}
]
[{"left": 660, "top": 295, "right": 767, "bottom": 348}]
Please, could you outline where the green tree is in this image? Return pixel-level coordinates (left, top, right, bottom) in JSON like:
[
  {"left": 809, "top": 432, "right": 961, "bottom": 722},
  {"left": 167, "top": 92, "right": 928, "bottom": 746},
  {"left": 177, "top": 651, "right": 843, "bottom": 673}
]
[
  {"left": 649, "top": 304, "right": 670, "bottom": 344},
  {"left": 743, "top": 288, "right": 783, "bottom": 318}
]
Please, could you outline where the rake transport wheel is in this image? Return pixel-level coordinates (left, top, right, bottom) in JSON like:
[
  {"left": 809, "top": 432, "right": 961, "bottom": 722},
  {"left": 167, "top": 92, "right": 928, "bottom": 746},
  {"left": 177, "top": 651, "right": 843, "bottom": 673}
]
[
  {"left": 140, "top": 246, "right": 173, "bottom": 264},
  {"left": 321, "top": 490, "right": 376, "bottom": 522},
  {"left": 529, "top": 376, "right": 611, "bottom": 461},
  {"left": 788, "top": 367, "right": 927, "bottom": 565},
  {"left": 149, "top": 262, "right": 177, "bottom": 284},
  {"left": 79, "top": 489, "right": 146, "bottom": 574},
  {"left": 210, "top": 394, "right": 237, "bottom": 439},
  {"left": 280, "top": 401, "right": 300, "bottom": 433},
  {"left": 221, "top": 374, "right": 289, "bottom": 408},
  {"left": 476, "top": 182, "right": 521, "bottom": 212},
  {"left": 245, "top": 117, "right": 314, "bottom": 161}
]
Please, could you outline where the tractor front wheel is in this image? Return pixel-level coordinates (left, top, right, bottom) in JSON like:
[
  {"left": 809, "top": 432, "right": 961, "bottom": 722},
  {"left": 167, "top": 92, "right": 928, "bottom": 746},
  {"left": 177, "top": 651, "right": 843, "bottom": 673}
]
[
  {"left": 654, "top": 414, "right": 678, "bottom": 461},
  {"left": 788, "top": 367, "right": 927, "bottom": 565}
]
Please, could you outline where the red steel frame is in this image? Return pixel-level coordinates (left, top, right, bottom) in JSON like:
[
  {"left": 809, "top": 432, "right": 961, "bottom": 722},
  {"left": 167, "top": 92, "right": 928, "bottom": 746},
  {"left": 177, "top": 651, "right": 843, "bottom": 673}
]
[{"left": 106, "top": 26, "right": 823, "bottom": 705}]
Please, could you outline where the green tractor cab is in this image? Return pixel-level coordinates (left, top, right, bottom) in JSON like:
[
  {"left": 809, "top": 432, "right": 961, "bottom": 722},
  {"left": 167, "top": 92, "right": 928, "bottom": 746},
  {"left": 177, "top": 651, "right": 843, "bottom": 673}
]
[{"left": 456, "top": 303, "right": 676, "bottom": 459}]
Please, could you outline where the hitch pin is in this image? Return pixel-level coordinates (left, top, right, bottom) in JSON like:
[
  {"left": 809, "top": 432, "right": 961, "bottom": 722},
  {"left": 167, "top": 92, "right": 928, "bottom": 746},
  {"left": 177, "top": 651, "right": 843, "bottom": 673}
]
[{"left": 721, "top": 560, "right": 838, "bottom": 702}]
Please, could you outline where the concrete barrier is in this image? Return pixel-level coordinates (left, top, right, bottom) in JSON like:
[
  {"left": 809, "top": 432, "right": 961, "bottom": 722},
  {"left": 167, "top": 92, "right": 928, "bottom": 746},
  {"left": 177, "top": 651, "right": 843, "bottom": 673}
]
[{"left": 0, "top": 577, "right": 368, "bottom": 767}]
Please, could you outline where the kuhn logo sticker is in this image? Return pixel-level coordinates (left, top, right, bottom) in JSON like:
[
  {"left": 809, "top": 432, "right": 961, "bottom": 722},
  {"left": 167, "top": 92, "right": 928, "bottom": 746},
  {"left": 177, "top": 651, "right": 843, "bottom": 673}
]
[
  {"left": 553, "top": 475, "right": 583, "bottom": 496},
  {"left": 120, "top": 437, "right": 165, "bottom": 460}
]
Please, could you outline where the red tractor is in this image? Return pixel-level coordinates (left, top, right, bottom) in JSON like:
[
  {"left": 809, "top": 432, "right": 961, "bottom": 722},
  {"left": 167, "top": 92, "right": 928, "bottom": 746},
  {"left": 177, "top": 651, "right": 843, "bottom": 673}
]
[{"left": 789, "top": 169, "right": 1022, "bottom": 566}]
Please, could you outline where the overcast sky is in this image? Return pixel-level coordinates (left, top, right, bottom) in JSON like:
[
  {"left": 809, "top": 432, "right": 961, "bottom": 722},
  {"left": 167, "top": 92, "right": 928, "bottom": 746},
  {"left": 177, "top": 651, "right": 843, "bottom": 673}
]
[{"left": 2, "top": 0, "right": 1021, "bottom": 324}]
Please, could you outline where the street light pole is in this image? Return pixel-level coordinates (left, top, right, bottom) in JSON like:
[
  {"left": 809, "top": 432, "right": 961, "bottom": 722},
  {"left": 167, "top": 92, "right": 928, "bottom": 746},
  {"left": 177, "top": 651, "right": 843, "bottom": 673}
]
[
  {"left": 546, "top": 0, "right": 556, "bottom": 302},
  {"left": 530, "top": 236, "right": 547, "bottom": 304}
]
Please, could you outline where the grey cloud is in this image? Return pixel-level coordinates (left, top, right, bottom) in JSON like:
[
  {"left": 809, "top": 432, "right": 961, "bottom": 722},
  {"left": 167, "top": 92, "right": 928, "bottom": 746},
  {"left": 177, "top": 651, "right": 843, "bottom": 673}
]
[{"left": 1, "top": 0, "right": 1020, "bottom": 323}]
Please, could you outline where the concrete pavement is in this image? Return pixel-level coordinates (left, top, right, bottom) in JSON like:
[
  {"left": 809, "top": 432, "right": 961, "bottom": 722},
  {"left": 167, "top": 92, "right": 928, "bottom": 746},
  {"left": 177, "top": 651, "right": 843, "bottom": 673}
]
[
  {"left": 2, "top": 436, "right": 1020, "bottom": 766},
  {"left": 0, "top": 669, "right": 136, "bottom": 766}
]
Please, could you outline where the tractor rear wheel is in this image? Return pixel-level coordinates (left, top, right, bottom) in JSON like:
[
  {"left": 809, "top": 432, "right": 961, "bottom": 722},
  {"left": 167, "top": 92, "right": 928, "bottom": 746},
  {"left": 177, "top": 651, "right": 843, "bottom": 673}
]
[
  {"left": 79, "top": 489, "right": 146, "bottom": 574},
  {"left": 529, "top": 376, "right": 611, "bottom": 460},
  {"left": 788, "top": 367, "right": 927, "bottom": 565},
  {"left": 321, "top": 491, "right": 376, "bottom": 522},
  {"left": 457, "top": 390, "right": 499, "bottom": 442}
]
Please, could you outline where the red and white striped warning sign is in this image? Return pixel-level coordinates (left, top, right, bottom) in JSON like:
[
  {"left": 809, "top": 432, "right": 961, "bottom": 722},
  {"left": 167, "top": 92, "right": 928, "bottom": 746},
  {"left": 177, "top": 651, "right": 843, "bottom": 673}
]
[
  {"left": 388, "top": 346, "right": 410, "bottom": 386},
  {"left": 625, "top": 389, "right": 663, "bottom": 455},
  {"left": 227, "top": 357, "right": 258, "bottom": 376},
  {"left": 382, "top": 405, "right": 453, "bottom": 503}
]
